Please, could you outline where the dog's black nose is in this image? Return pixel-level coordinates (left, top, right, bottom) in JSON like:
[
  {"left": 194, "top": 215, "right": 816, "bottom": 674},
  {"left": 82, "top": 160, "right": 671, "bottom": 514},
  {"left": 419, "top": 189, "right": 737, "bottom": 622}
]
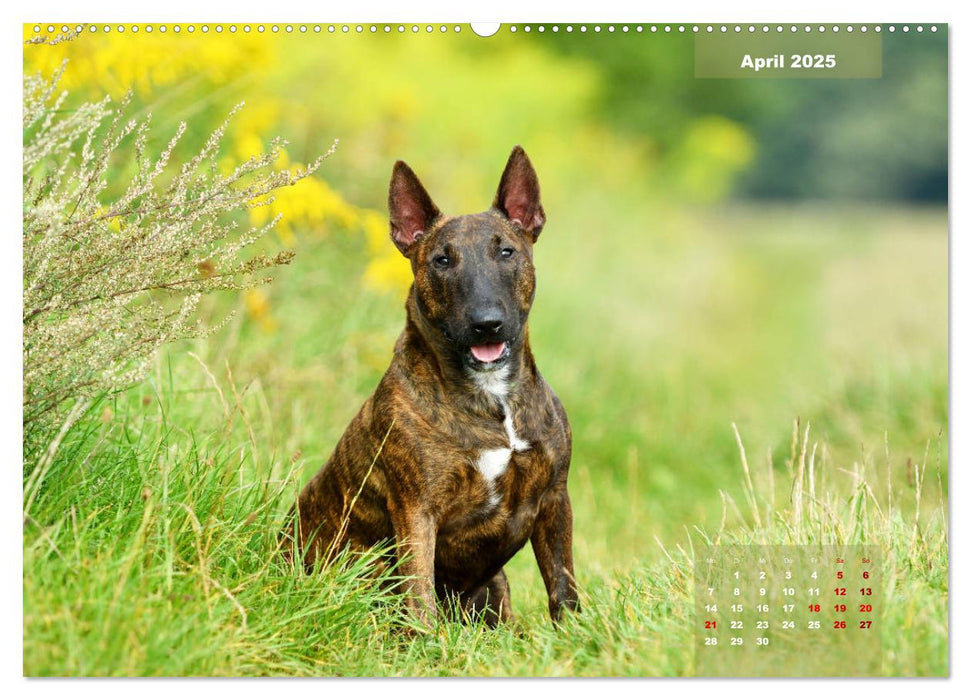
[{"left": 470, "top": 309, "right": 504, "bottom": 337}]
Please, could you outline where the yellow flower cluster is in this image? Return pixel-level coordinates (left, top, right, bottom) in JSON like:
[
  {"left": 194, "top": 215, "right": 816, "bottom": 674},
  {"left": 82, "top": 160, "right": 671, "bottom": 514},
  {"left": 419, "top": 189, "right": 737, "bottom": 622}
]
[
  {"left": 249, "top": 170, "right": 356, "bottom": 245},
  {"left": 242, "top": 186, "right": 409, "bottom": 333},
  {"left": 227, "top": 101, "right": 281, "bottom": 163},
  {"left": 360, "top": 210, "right": 412, "bottom": 295},
  {"left": 249, "top": 179, "right": 409, "bottom": 292},
  {"left": 22, "top": 25, "right": 271, "bottom": 99}
]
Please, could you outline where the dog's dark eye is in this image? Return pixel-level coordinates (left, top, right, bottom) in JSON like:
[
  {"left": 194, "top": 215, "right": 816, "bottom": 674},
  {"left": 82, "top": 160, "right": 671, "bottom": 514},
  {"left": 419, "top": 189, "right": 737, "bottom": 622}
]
[
  {"left": 499, "top": 248, "right": 515, "bottom": 260},
  {"left": 433, "top": 255, "right": 451, "bottom": 269}
]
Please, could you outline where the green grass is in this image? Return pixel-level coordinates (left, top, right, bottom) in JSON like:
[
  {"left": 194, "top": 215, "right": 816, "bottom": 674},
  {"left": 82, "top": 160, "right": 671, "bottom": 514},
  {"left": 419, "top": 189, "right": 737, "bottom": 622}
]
[
  {"left": 22, "top": 392, "right": 947, "bottom": 676},
  {"left": 23, "top": 203, "right": 947, "bottom": 676}
]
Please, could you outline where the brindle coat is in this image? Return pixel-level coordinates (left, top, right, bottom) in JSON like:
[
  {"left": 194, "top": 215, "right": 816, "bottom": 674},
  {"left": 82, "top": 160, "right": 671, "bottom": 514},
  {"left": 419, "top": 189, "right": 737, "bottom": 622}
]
[{"left": 285, "top": 147, "right": 578, "bottom": 627}]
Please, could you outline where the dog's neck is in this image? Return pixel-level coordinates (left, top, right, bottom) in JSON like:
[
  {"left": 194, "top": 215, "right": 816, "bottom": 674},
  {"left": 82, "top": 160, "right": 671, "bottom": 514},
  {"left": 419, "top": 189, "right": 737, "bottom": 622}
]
[{"left": 400, "top": 291, "right": 535, "bottom": 415}]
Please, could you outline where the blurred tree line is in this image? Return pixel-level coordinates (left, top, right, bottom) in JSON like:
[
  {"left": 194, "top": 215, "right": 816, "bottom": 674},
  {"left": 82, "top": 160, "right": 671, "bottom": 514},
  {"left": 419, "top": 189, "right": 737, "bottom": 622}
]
[{"left": 539, "top": 28, "right": 947, "bottom": 202}]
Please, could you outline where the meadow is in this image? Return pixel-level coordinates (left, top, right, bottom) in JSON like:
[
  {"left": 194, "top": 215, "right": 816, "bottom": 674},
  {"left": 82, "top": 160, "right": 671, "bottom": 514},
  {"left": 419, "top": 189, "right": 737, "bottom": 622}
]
[
  {"left": 22, "top": 26, "right": 948, "bottom": 676},
  {"left": 23, "top": 199, "right": 947, "bottom": 676}
]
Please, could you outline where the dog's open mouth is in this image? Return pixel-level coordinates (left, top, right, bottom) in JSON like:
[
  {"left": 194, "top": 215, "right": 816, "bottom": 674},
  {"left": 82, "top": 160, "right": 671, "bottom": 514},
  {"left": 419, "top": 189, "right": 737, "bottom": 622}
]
[{"left": 467, "top": 341, "right": 510, "bottom": 369}]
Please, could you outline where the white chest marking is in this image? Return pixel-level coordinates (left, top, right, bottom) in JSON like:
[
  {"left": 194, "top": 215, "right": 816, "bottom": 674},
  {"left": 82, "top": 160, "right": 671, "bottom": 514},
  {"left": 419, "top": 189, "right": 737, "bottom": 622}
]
[
  {"left": 503, "top": 408, "right": 530, "bottom": 452},
  {"left": 477, "top": 447, "right": 513, "bottom": 481},
  {"left": 474, "top": 400, "right": 530, "bottom": 496}
]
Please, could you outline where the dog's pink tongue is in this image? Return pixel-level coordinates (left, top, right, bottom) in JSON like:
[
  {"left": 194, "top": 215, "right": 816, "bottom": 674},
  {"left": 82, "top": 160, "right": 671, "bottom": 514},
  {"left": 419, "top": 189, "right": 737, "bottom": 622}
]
[{"left": 470, "top": 342, "right": 506, "bottom": 363}]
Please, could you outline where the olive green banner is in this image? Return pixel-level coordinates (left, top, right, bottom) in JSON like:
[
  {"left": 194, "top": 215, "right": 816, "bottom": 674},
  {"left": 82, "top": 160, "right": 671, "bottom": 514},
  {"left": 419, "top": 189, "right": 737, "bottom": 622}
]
[{"left": 695, "top": 32, "right": 882, "bottom": 78}]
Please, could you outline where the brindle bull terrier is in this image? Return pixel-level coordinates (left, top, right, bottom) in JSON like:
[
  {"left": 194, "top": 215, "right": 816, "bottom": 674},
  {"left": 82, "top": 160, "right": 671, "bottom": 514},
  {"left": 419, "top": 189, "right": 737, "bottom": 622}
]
[{"left": 284, "top": 146, "right": 579, "bottom": 628}]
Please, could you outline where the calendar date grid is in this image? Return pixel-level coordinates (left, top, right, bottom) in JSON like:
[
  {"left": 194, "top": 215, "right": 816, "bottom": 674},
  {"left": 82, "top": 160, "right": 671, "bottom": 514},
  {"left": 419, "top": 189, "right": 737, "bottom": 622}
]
[{"left": 693, "top": 545, "right": 881, "bottom": 676}]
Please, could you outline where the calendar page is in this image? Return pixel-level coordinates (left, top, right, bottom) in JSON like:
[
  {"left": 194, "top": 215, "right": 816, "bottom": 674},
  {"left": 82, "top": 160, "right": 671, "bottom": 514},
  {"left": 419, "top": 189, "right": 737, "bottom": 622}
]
[{"left": 21, "top": 15, "right": 948, "bottom": 679}]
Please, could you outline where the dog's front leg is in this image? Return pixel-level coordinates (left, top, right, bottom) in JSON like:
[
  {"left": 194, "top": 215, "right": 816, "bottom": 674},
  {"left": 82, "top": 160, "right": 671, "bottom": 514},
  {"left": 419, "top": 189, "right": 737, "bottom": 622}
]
[
  {"left": 390, "top": 505, "right": 438, "bottom": 629},
  {"left": 530, "top": 483, "right": 580, "bottom": 623}
]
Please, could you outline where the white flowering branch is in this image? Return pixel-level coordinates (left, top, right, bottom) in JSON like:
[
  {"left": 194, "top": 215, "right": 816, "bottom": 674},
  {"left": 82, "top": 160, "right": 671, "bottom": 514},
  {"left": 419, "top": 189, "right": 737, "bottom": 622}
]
[{"left": 23, "top": 65, "right": 331, "bottom": 431}]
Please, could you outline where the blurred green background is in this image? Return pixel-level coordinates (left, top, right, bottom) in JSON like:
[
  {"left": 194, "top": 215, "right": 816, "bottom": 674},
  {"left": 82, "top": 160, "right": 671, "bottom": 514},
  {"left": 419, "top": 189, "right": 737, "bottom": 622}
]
[{"left": 24, "top": 23, "right": 948, "bottom": 573}]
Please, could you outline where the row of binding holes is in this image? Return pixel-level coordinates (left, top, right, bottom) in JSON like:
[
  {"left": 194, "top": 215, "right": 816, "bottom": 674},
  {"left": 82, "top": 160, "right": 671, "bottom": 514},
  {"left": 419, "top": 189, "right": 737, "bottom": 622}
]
[
  {"left": 31, "top": 24, "right": 943, "bottom": 34},
  {"left": 34, "top": 24, "right": 465, "bottom": 34},
  {"left": 510, "top": 25, "right": 937, "bottom": 33}
]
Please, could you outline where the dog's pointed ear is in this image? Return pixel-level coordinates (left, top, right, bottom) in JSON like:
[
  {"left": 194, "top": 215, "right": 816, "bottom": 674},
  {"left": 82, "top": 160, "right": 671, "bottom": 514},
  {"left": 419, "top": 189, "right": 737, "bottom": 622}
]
[
  {"left": 389, "top": 160, "right": 441, "bottom": 257},
  {"left": 493, "top": 145, "right": 546, "bottom": 242}
]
